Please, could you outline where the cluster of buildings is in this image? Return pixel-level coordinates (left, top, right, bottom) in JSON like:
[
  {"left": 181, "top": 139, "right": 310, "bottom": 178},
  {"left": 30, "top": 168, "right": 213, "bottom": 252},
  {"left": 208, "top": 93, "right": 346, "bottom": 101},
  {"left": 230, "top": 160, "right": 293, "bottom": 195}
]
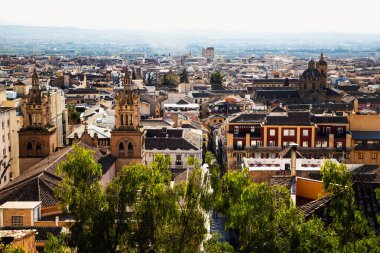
[{"left": 0, "top": 51, "right": 379, "bottom": 251}]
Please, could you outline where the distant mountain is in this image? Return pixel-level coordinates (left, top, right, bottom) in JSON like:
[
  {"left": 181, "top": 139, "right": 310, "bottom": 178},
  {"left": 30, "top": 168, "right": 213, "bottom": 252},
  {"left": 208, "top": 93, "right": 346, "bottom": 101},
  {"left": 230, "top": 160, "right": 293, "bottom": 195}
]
[{"left": 0, "top": 25, "right": 380, "bottom": 57}]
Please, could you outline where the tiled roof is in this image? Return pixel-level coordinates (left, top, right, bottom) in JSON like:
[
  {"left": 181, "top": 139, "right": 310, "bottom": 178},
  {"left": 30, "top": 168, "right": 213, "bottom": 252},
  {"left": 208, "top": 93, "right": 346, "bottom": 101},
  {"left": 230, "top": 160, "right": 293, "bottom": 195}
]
[
  {"left": 0, "top": 143, "right": 114, "bottom": 207},
  {"left": 312, "top": 116, "right": 348, "bottom": 124},
  {"left": 229, "top": 114, "right": 266, "bottom": 123},
  {"left": 351, "top": 131, "right": 380, "bottom": 141},
  {"left": 265, "top": 112, "right": 312, "bottom": 126},
  {"left": 0, "top": 226, "right": 63, "bottom": 242},
  {"left": 299, "top": 195, "right": 332, "bottom": 218}
]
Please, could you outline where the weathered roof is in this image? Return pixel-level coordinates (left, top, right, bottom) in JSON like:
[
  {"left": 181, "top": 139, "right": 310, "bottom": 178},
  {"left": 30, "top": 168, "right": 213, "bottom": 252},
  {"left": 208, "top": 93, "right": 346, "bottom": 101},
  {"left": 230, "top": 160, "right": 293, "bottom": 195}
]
[
  {"left": 312, "top": 116, "right": 348, "bottom": 124},
  {"left": 0, "top": 143, "right": 114, "bottom": 207},
  {"left": 351, "top": 131, "right": 380, "bottom": 141},
  {"left": 229, "top": 114, "right": 266, "bottom": 123},
  {"left": 265, "top": 112, "right": 312, "bottom": 126}
]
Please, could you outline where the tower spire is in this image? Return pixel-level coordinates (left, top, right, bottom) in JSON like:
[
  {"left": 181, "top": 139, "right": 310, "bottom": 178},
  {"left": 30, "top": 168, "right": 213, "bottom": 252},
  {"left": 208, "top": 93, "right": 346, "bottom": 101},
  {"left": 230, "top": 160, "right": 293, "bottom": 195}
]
[
  {"left": 29, "top": 68, "right": 42, "bottom": 103},
  {"left": 123, "top": 66, "right": 133, "bottom": 105}
]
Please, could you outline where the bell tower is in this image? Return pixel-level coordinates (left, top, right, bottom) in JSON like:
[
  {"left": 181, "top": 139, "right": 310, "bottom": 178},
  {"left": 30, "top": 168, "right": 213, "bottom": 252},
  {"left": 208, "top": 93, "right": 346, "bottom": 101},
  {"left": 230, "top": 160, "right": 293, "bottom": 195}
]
[
  {"left": 111, "top": 67, "right": 145, "bottom": 170},
  {"left": 316, "top": 53, "right": 328, "bottom": 88},
  {"left": 18, "top": 69, "right": 57, "bottom": 173}
]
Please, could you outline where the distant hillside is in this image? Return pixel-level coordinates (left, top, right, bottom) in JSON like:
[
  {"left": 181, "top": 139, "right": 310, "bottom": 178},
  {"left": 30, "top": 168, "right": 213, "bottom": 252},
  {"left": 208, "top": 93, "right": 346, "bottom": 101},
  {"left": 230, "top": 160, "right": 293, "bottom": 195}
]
[{"left": 0, "top": 25, "right": 380, "bottom": 57}]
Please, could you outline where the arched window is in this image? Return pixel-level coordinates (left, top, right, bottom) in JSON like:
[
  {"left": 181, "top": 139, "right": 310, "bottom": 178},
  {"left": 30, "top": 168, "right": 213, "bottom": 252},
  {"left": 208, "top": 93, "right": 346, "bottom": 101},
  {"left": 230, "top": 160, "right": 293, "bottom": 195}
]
[
  {"left": 120, "top": 114, "right": 123, "bottom": 125},
  {"left": 128, "top": 142, "right": 133, "bottom": 152},
  {"left": 36, "top": 142, "right": 42, "bottom": 154},
  {"left": 27, "top": 141, "right": 33, "bottom": 155},
  {"left": 29, "top": 114, "right": 32, "bottom": 125},
  {"left": 119, "top": 142, "right": 125, "bottom": 156}
]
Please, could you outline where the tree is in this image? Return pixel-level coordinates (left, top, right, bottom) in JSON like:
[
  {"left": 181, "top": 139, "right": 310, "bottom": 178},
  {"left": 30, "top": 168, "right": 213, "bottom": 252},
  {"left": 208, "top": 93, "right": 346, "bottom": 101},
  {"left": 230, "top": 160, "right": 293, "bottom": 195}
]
[
  {"left": 66, "top": 104, "right": 80, "bottom": 125},
  {"left": 179, "top": 68, "right": 189, "bottom": 83},
  {"left": 160, "top": 71, "right": 179, "bottom": 86},
  {"left": 43, "top": 234, "right": 69, "bottom": 253},
  {"left": 0, "top": 244, "right": 24, "bottom": 253},
  {"left": 209, "top": 70, "right": 224, "bottom": 85},
  {"left": 204, "top": 234, "right": 234, "bottom": 253},
  {"left": 55, "top": 146, "right": 212, "bottom": 252},
  {"left": 321, "top": 161, "right": 380, "bottom": 252}
]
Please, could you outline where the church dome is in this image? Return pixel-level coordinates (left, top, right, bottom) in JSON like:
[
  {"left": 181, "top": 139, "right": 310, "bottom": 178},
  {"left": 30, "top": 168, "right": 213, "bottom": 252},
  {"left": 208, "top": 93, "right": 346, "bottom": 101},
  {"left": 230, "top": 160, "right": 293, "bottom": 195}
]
[{"left": 302, "top": 60, "right": 322, "bottom": 80}]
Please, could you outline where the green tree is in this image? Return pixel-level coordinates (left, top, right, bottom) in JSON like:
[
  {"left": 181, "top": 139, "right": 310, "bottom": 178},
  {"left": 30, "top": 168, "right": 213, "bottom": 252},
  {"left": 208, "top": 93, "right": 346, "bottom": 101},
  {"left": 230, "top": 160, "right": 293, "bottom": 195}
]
[
  {"left": 321, "top": 161, "right": 380, "bottom": 253},
  {"left": 0, "top": 244, "right": 24, "bottom": 253},
  {"left": 66, "top": 104, "right": 80, "bottom": 124},
  {"left": 55, "top": 146, "right": 212, "bottom": 252},
  {"left": 204, "top": 234, "right": 234, "bottom": 253},
  {"left": 209, "top": 70, "right": 225, "bottom": 85},
  {"left": 43, "top": 234, "right": 69, "bottom": 253},
  {"left": 161, "top": 71, "right": 179, "bottom": 86},
  {"left": 179, "top": 68, "right": 189, "bottom": 83}
]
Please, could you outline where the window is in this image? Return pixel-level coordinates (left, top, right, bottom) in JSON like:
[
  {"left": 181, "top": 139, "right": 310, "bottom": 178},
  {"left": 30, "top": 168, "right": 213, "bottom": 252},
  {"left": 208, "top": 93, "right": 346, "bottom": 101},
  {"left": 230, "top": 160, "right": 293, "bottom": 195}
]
[
  {"left": 283, "top": 129, "right": 289, "bottom": 136},
  {"left": 7, "top": 120, "right": 9, "bottom": 126},
  {"left": 303, "top": 130, "right": 309, "bottom": 136},
  {"left": 322, "top": 141, "right": 328, "bottom": 148},
  {"left": 176, "top": 155, "right": 182, "bottom": 165},
  {"left": 12, "top": 216, "right": 23, "bottom": 226},
  {"left": 236, "top": 141, "right": 243, "bottom": 150},
  {"left": 270, "top": 129, "right": 275, "bottom": 136},
  {"left": 337, "top": 142, "right": 343, "bottom": 150},
  {"left": 283, "top": 141, "right": 289, "bottom": 148},
  {"left": 289, "top": 130, "right": 295, "bottom": 136},
  {"left": 372, "top": 153, "right": 377, "bottom": 159},
  {"left": 250, "top": 127, "right": 255, "bottom": 133},
  {"left": 269, "top": 140, "right": 276, "bottom": 146},
  {"left": 251, "top": 140, "right": 262, "bottom": 147},
  {"left": 337, "top": 128, "right": 343, "bottom": 134},
  {"left": 2, "top": 135, "right": 4, "bottom": 142},
  {"left": 302, "top": 141, "right": 309, "bottom": 147},
  {"left": 234, "top": 127, "right": 239, "bottom": 134},
  {"left": 119, "top": 142, "right": 125, "bottom": 156},
  {"left": 316, "top": 141, "right": 322, "bottom": 147},
  {"left": 128, "top": 142, "right": 133, "bottom": 152},
  {"left": 237, "top": 153, "right": 242, "bottom": 163},
  {"left": 2, "top": 148, "right": 5, "bottom": 156},
  {"left": 358, "top": 152, "right": 364, "bottom": 159},
  {"left": 326, "top": 127, "right": 331, "bottom": 134}
]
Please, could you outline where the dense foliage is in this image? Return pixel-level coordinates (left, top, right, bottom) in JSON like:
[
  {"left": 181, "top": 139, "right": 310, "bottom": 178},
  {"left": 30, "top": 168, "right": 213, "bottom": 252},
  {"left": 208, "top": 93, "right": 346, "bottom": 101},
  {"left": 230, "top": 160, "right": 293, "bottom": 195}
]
[
  {"left": 67, "top": 104, "right": 80, "bottom": 124},
  {"left": 54, "top": 146, "right": 213, "bottom": 253},
  {"left": 160, "top": 71, "right": 179, "bottom": 86},
  {"left": 209, "top": 70, "right": 224, "bottom": 85},
  {"left": 49, "top": 147, "right": 380, "bottom": 253},
  {"left": 179, "top": 68, "right": 189, "bottom": 83}
]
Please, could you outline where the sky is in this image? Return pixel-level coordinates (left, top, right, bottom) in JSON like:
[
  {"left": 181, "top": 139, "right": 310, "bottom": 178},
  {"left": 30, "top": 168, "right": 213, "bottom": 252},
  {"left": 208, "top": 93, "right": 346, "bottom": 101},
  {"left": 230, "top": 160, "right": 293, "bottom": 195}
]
[{"left": 1, "top": 0, "right": 379, "bottom": 34}]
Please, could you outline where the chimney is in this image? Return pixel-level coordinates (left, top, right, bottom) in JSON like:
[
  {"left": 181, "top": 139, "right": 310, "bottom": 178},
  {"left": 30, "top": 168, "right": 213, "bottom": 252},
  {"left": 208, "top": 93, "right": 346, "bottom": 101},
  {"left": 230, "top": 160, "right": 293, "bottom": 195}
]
[{"left": 289, "top": 143, "right": 298, "bottom": 205}]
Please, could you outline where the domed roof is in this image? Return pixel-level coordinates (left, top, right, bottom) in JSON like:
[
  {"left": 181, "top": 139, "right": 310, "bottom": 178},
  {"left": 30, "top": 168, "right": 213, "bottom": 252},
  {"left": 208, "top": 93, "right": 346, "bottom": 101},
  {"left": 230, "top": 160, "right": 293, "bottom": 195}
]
[
  {"left": 302, "top": 59, "right": 322, "bottom": 80},
  {"left": 317, "top": 53, "right": 327, "bottom": 66},
  {"left": 302, "top": 68, "right": 322, "bottom": 80}
]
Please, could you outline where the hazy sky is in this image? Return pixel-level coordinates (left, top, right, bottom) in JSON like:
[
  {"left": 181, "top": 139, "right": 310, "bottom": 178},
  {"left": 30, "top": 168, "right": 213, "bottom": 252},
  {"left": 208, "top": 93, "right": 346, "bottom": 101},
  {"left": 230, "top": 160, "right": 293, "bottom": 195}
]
[{"left": 1, "top": 0, "right": 379, "bottom": 34}]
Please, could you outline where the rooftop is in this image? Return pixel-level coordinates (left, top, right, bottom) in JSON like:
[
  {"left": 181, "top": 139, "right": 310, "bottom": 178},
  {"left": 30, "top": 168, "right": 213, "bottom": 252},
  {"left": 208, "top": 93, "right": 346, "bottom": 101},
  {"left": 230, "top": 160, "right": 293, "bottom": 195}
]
[{"left": 0, "top": 201, "right": 41, "bottom": 209}]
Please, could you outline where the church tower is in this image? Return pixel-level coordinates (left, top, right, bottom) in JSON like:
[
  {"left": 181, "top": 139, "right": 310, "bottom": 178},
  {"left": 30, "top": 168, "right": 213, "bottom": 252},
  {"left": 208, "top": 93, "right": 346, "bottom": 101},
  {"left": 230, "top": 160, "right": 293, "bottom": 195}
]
[
  {"left": 18, "top": 69, "right": 57, "bottom": 173},
  {"left": 111, "top": 67, "right": 145, "bottom": 170},
  {"left": 316, "top": 53, "right": 328, "bottom": 88}
]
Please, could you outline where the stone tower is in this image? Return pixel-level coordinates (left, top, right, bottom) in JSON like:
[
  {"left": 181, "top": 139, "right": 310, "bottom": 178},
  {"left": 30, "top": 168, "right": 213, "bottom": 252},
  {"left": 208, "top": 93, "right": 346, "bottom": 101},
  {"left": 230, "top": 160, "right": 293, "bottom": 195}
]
[
  {"left": 111, "top": 67, "right": 145, "bottom": 170},
  {"left": 316, "top": 53, "right": 328, "bottom": 87},
  {"left": 18, "top": 69, "right": 57, "bottom": 173}
]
